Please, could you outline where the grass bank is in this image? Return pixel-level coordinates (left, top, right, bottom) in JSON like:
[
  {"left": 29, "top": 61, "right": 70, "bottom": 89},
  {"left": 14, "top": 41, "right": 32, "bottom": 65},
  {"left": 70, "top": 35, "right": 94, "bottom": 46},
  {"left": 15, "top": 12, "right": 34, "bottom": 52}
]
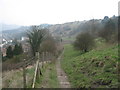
[{"left": 61, "top": 44, "right": 118, "bottom": 88}]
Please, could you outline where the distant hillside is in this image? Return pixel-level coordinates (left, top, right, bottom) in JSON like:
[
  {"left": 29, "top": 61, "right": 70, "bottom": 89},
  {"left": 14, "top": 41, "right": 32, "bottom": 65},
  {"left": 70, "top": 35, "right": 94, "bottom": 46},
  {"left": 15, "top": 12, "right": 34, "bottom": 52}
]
[
  {"left": 2, "top": 16, "right": 118, "bottom": 40},
  {"left": 48, "top": 16, "right": 118, "bottom": 39},
  {"left": 49, "top": 20, "right": 100, "bottom": 37},
  {"left": 2, "top": 24, "right": 51, "bottom": 40},
  {"left": 39, "top": 24, "right": 52, "bottom": 28},
  {"left": 2, "top": 26, "right": 30, "bottom": 40},
  {"left": 1, "top": 24, "right": 21, "bottom": 31}
]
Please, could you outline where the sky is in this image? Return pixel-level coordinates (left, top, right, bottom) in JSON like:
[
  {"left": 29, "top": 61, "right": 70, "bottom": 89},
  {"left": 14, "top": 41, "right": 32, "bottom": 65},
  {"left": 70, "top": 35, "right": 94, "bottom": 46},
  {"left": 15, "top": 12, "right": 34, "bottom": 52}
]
[{"left": 0, "top": 0, "right": 119, "bottom": 26}]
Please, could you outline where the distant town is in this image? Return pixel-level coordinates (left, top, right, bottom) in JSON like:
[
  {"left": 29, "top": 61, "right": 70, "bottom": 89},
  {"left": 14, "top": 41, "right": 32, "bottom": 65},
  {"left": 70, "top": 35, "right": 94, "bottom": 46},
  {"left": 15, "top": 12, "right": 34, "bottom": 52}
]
[{"left": 1, "top": 36, "right": 30, "bottom": 57}]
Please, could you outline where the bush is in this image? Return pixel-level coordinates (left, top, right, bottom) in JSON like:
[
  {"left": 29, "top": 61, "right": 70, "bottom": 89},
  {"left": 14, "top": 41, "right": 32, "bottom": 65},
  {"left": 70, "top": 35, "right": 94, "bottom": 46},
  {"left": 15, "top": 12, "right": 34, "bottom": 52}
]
[
  {"left": 98, "top": 18, "right": 117, "bottom": 43},
  {"left": 6, "top": 46, "right": 13, "bottom": 58},
  {"left": 73, "top": 32, "right": 95, "bottom": 52},
  {"left": 13, "top": 43, "right": 23, "bottom": 55},
  {"left": 40, "top": 36, "right": 57, "bottom": 54}
]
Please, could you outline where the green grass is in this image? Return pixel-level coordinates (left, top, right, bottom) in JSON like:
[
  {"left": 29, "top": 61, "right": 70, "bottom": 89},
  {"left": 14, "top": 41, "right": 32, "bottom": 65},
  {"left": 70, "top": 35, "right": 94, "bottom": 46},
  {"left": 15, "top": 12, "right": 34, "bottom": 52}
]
[
  {"left": 61, "top": 44, "right": 118, "bottom": 88},
  {"left": 62, "top": 36, "right": 75, "bottom": 41},
  {"left": 26, "top": 67, "right": 36, "bottom": 88},
  {"left": 35, "top": 63, "right": 49, "bottom": 88},
  {"left": 48, "top": 62, "right": 60, "bottom": 88},
  {"left": 35, "top": 62, "right": 60, "bottom": 88}
]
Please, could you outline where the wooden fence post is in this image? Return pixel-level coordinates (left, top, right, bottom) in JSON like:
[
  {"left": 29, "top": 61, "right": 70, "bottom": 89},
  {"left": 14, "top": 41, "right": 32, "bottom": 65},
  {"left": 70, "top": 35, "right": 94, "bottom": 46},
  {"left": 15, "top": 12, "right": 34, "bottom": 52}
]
[
  {"left": 42, "top": 52, "right": 44, "bottom": 68},
  {"left": 48, "top": 52, "right": 49, "bottom": 61},
  {"left": 45, "top": 52, "right": 46, "bottom": 62},
  {"left": 37, "top": 52, "right": 40, "bottom": 79},
  {"left": 32, "top": 60, "right": 39, "bottom": 88},
  {"left": 23, "top": 59, "right": 26, "bottom": 88},
  {"left": 44, "top": 52, "right": 46, "bottom": 62},
  {"left": 49, "top": 52, "right": 51, "bottom": 61},
  {"left": 47, "top": 52, "right": 48, "bottom": 61},
  {"left": 32, "top": 52, "right": 39, "bottom": 88},
  {"left": 51, "top": 53, "right": 53, "bottom": 61},
  {"left": 46, "top": 52, "right": 47, "bottom": 61}
]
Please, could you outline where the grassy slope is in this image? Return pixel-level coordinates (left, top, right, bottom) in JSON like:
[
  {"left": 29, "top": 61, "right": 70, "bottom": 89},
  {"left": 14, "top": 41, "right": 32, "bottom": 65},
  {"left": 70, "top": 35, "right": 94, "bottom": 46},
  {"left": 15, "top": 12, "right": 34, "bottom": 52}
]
[{"left": 61, "top": 44, "right": 118, "bottom": 88}]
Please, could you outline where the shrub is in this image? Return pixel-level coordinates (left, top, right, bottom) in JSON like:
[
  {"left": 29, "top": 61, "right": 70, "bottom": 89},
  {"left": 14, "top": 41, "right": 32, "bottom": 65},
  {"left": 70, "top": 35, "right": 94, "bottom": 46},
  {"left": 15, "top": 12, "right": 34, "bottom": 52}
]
[
  {"left": 13, "top": 43, "right": 23, "bottom": 55},
  {"left": 73, "top": 32, "right": 95, "bottom": 52},
  {"left": 6, "top": 46, "right": 13, "bottom": 58}
]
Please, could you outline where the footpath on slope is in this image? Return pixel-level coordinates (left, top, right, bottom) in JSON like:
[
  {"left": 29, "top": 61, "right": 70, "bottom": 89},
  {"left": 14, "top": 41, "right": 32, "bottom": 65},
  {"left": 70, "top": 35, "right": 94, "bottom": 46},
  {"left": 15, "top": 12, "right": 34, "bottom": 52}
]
[{"left": 56, "top": 51, "right": 71, "bottom": 88}]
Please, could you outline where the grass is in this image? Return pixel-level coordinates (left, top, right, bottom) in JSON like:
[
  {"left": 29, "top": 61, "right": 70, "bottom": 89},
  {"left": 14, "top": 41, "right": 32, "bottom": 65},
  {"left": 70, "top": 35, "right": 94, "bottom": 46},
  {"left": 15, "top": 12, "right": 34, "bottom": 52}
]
[
  {"left": 61, "top": 43, "right": 118, "bottom": 88},
  {"left": 62, "top": 36, "right": 75, "bottom": 41},
  {"left": 35, "top": 61, "right": 60, "bottom": 88},
  {"left": 34, "top": 64, "right": 47, "bottom": 88},
  {"left": 48, "top": 62, "right": 60, "bottom": 88},
  {"left": 3, "top": 60, "right": 60, "bottom": 88},
  {"left": 2, "top": 65, "right": 35, "bottom": 88},
  {"left": 26, "top": 66, "right": 35, "bottom": 88}
]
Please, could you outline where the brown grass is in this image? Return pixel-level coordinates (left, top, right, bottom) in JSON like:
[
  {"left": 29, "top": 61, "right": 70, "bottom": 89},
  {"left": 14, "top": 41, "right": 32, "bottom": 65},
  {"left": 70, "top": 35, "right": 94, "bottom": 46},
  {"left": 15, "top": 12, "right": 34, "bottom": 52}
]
[{"left": 2, "top": 65, "right": 35, "bottom": 88}]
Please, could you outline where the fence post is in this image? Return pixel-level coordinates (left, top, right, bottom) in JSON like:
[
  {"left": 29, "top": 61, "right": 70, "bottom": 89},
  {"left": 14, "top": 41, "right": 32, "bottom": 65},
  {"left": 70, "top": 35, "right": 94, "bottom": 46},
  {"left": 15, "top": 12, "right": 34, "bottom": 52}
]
[
  {"left": 23, "top": 59, "right": 26, "bottom": 88},
  {"left": 42, "top": 52, "right": 44, "bottom": 68},
  {"left": 37, "top": 52, "right": 40, "bottom": 79},
  {"left": 49, "top": 52, "right": 51, "bottom": 61},
  {"left": 45, "top": 52, "right": 47, "bottom": 62},
  {"left": 32, "top": 52, "right": 39, "bottom": 88},
  {"left": 49, "top": 52, "right": 50, "bottom": 62},
  {"left": 50, "top": 53, "right": 52, "bottom": 61},
  {"left": 48, "top": 52, "right": 49, "bottom": 62},
  {"left": 32, "top": 60, "right": 39, "bottom": 88}
]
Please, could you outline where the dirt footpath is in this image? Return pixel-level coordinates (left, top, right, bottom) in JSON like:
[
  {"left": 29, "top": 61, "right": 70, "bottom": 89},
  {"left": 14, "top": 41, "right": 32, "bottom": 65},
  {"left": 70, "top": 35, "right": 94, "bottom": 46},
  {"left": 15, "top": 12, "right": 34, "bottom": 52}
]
[{"left": 56, "top": 52, "right": 71, "bottom": 88}]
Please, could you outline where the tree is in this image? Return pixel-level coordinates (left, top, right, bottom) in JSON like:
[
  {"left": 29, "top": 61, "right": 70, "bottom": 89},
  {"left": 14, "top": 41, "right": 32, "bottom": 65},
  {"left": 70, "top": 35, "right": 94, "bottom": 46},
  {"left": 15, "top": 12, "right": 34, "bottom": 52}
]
[
  {"left": 19, "top": 43, "right": 23, "bottom": 54},
  {"left": 99, "top": 19, "right": 116, "bottom": 42},
  {"left": 13, "top": 43, "right": 23, "bottom": 55},
  {"left": 73, "top": 32, "right": 95, "bottom": 52},
  {"left": 13, "top": 44, "right": 19, "bottom": 55},
  {"left": 40, "top": 35, "right": 57, "bottom": 54},
  {"left": 118, "top": 16, "right": 120, "bottom": 43},
  {"left": 6, "top": 46, "right": 13, "bottom": 58},
  {"left": 27, "top": 26, "right": 47, "bottom": 56}
]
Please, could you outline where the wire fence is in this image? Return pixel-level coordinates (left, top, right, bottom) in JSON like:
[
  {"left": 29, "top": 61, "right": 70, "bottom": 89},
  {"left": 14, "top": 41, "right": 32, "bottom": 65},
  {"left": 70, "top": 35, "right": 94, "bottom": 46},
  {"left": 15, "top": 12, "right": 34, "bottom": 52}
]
[
  {"left": 2, "top": 51, "right": 56, "bottom": 88},
  {"left": 31, "top": 52, "right": 55, "bottom": 88},
  {"left": 2, "top": 57, "right": 36, "bottom": 72}
]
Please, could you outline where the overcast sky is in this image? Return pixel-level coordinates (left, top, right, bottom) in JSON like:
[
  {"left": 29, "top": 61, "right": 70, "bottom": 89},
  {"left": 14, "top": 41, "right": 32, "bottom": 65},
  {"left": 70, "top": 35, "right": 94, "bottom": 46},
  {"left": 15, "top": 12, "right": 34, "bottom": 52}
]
[{"left": 0, "top": 0, "right": 119, "bottom": 26}]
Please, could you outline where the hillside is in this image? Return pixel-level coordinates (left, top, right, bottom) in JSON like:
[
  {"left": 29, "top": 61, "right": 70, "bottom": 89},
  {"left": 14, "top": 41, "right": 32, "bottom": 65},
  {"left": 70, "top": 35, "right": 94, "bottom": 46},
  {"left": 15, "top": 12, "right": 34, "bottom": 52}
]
[
  {"left": 2, "top": 16, "right": 118, "bottom": 41},
  {"left": 61, "top": 43, "right": 118, "bottom": 88},
  {"left": 2, "top": 16, "right": 118, "bottom": 88},
  {"left": 1, "top": 24, "right": 51, "bottom": 40},
  {"left": 1, "top": 24, "right": 21, "bottom": 31},
  {"left": 49, "top": 16, "right": 118, "bottom": 41}
]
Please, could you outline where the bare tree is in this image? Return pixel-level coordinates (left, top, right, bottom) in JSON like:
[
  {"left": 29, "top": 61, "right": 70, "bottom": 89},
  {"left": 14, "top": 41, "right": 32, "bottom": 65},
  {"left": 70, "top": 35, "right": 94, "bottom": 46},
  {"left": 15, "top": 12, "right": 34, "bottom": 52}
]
[{"left": 40, "top": 35, "right": 57, "bottom": 54}]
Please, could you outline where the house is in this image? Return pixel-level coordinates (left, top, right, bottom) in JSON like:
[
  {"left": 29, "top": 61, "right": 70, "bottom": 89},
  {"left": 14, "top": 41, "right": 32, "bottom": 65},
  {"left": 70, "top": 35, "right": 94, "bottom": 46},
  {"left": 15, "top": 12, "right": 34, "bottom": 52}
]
[{"left": 1, "top": 47, "right": 6, "bottom": 57}]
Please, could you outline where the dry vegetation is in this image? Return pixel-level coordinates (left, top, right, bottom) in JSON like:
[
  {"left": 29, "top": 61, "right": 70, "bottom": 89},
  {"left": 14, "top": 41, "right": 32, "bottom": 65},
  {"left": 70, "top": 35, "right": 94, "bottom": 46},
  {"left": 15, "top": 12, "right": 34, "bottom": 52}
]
[{"left": 2, "top": 65, "right": 35, "bottom": 88}]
